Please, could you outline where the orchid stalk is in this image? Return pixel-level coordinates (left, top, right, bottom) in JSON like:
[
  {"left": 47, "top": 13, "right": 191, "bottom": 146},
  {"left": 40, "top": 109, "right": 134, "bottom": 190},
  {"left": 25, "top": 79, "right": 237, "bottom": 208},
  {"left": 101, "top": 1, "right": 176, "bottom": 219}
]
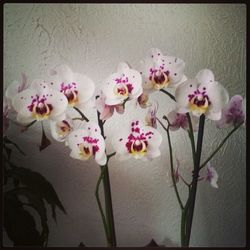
[
  {"left": 96, "top": 110, "right": 117, "bottom": 247},
  {"left": 159, "top": 84, "right": 244, "bottom": 247}
]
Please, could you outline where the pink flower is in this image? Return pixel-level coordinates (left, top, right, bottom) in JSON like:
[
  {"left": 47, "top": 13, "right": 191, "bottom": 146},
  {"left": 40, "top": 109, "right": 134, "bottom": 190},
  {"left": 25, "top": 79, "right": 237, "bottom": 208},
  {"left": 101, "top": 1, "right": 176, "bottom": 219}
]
[
  {"left": 145, "top": 101, "right": 158, "bottom": 128},
  {"left": 166, "top": 109, "right": 198, "bottom": 132},
  {"left": 205, "top": 162, "right": 218, "bottom": 188},
  {"left": 216, "top": 95, "right": 245, "bottom": 128},
  {"left": 95, "top": 91, "right": 125, "bottom": 120}
]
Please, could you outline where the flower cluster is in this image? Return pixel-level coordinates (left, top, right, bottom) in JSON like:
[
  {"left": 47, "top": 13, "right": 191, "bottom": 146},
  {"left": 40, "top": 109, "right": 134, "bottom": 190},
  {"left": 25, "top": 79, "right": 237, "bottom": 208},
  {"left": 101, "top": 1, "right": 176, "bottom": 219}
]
[{"left": 3, "top": 48, "right": 245, "bottom": 184}]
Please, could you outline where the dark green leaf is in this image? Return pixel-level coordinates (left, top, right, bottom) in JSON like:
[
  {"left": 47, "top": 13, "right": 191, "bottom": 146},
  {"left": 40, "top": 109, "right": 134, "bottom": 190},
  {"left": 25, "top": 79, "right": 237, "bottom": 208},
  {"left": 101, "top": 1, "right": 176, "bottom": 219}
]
[
  {"left": 7, "top": 167, "right": 66, "bottom": 221},
  {"left": 4, "top": 193, "right": 44, "bottom": 246},
  {"left": 6, "top": 187, "right": 49, "bottom": 244}
]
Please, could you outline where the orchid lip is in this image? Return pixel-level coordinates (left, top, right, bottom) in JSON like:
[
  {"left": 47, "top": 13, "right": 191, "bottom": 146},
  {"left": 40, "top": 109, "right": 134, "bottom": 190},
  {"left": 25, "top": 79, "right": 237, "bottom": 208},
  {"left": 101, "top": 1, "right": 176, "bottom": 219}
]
[
  {"left": 27, "top": 95, "right": 53, "bottom": 120},
  {"left": 60, "top": 82, "right": 78, "bottom": 105},
  {"left": 149, "top": 67, "right": 170, "bottom": 89},
  {"left": 78, "top": 136, "right": 100, "bottom": 160},
  {"left": 188, "top": 89, "right": 211, "bottom": 114},
  {"left": 125, "top": 121, "right": 154, "bottom": 158}
]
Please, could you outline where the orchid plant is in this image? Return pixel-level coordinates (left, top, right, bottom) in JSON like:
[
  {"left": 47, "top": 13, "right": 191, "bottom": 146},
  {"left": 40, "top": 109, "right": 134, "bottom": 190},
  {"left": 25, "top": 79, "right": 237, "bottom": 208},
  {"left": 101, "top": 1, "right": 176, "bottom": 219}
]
[{"left": 3, "top": 48, "right": 245, "bottom": 247}]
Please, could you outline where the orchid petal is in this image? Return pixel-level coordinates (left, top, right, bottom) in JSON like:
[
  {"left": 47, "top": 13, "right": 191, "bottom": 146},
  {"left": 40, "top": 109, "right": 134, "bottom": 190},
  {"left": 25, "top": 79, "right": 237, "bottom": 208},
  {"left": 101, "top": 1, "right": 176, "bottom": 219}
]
[
  {"left": 202, "top": 81, "right": 229, "bottom": 114},
  {"left": 195, "top": 69, "right": 215, "bottom": 85},
  {"left": 175, "top": 79, "right": 199, "bottom": 108},
  {"left": 147, "top": 48, "right": 164, "bottom": 63},
  {"left": 73, "top": 73, "right": 95, "bottom": 106},
  {"left": 162, "top": 56, "right": 185, "bottom": 86},
  {"left": 49, "top": 64, "right": 74, "bottom": 83},
  {"left": 205, "top": 162, "right": 219, "bottom": 188},
  {"left": 84, "top": 122, "right": 101, "bottom": 135}
]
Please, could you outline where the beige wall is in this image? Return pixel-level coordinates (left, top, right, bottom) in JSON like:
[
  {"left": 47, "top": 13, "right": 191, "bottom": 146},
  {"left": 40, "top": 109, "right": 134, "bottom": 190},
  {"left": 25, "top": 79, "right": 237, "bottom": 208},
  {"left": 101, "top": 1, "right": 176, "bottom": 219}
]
[{"left": 4, "top": 4, "right": 246, "bottom": 247}]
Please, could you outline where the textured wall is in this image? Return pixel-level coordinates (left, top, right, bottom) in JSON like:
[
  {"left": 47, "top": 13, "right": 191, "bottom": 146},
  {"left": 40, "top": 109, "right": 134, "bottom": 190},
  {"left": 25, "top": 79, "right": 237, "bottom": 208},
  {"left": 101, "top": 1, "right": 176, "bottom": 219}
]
[{"left": 4, "top": 4, "right": 246, "bottom": 247}]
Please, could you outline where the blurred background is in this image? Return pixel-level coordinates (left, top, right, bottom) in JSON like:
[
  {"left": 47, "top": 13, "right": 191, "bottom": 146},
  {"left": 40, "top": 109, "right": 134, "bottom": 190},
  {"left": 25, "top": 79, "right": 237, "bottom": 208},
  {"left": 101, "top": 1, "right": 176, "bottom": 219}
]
[{"left": 3, "top": 3, "right": 246, "bottom": 247}]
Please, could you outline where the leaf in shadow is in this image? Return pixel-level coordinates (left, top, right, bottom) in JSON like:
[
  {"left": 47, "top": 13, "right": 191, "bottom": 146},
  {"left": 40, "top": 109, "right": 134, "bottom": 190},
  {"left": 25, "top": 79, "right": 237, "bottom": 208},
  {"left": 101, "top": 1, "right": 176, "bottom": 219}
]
[
  {"left": 4, "top": 136, "right": 25, "bottom": 156},
  {"left": 79, "top": 242, "right": 86, "bottom": 247},
  {"left": 4, "top": 193, "right": 44, "bottom": 246},
  {"left": 7, "top": 167, "right": 66, "bottom": 221}
]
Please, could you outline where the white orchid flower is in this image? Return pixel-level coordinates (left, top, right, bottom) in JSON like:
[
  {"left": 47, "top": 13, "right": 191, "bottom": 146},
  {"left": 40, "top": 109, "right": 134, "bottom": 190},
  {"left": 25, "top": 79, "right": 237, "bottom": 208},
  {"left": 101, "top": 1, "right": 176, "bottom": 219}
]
[
  {"left": 102, "top": 62, "right": 143, "bottom": 106},
  {"left": 12, "top": 80, "right": 68, "bottom": 124},
  {"left": 175, "top": 69, "right": 229, "bottom": 120},
  {"left": 48, "top": 64, "right": 95, "bottom": 109},
  {"left": 112, "top": 120, "right": 162, "bottom": 161},
  {"left": 67, "top": 122, "right": 107, "bottom": 165},
  {"left": 138, "top": 48, "right": 186, "bottom": 91},
  {"left": 50, "top": 116, "right": 90, "bottom": 144}
]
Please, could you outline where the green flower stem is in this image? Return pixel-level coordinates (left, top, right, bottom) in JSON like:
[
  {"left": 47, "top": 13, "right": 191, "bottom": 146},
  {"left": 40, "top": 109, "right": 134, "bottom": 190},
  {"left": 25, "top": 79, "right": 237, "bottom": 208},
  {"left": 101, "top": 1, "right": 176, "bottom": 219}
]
[
  {"left": 160, "top": 89, "right": 176, "bottom": 101},
  {"left": 186, "top": 113, "right": 196, "bottom": 165},
  {"left": 183, "top": 114, "right": 206, "bottom": 247},
  {"left": 199, "top": 121, "right": 244, "bottom": 170},
  {"left": 97, "top": 111, "right": 117, "bottom": 247},
  {"left": 95, "top": 165, "right": 110, "bottom": 246},
  {"left": 73, "top": 107, "right": 89, "bottom": 122},
  {"left": 156, "top": 117, "right": 184, "bottom": 210}
]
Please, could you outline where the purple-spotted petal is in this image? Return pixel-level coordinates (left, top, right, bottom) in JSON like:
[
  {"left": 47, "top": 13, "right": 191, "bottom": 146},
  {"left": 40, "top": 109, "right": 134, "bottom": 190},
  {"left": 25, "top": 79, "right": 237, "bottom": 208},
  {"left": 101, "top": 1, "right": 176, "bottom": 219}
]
[
  {"left": 12, "top": 89, "right": 38, "bottom": 113},
  {"left": 84, "top": 121, "right": 101, "bottom": 135},
  {"left": 147, "top": 48, "right": 164, "bottom": 63},
  {"left": 195, "top": 69, "right": 215, "bottom": 85},
  {"left": 49, "top": 64, "right": 74, "bottom": 83},
  {"left": 162, "top": 56, "right": 185, "bottom": 86}
]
